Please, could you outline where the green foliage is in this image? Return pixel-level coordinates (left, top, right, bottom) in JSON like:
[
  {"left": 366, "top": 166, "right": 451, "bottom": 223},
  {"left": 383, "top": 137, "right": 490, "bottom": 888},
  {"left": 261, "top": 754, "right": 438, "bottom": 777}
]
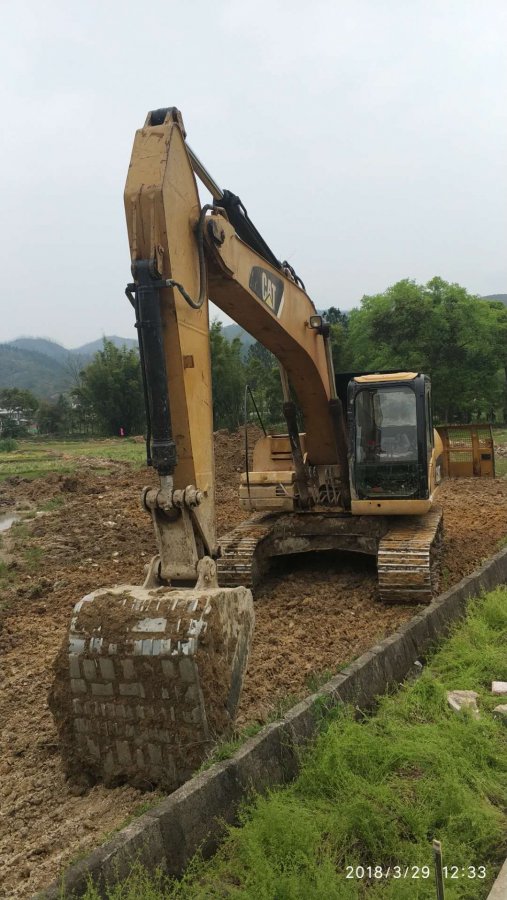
[
  {"left": 346, "top": 278, "right": 506, "bottom": 422},
  {"left": 0, "top": 387, "right": 39, "bottom": 437},
  {"left": 0, "top": 437, "right": 18, "bottom": 452},
  {"left": 244, "top": 341, "right": 283, "bottom": 428},
  {"left": 73, "top": 339, "right": 145, "bottom": 437},
  {"left": 210, "top": 321, "right": 246, "bottom": 430},
  {"left": 36, "top": 394, "right": 72, "bottom": 435}
]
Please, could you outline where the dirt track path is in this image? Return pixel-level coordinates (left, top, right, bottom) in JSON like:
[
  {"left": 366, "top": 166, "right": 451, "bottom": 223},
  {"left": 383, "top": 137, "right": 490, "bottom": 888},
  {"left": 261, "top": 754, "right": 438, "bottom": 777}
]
[{"left": 0, "top": 438, "right": 506, "bottom": 898}]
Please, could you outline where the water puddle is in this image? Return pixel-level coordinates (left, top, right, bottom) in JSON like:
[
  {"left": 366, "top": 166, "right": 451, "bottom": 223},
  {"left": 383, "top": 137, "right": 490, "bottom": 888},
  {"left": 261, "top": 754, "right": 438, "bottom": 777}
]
[{"left": 0, "top": 513, "right": 19, "bottom": 533}]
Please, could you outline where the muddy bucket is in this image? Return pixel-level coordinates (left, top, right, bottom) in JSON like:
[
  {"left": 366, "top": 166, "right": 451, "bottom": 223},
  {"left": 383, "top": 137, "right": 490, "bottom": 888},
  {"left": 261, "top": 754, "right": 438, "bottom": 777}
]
[{"left": 50, "top": 580, "right": 254, "bottom": 791}]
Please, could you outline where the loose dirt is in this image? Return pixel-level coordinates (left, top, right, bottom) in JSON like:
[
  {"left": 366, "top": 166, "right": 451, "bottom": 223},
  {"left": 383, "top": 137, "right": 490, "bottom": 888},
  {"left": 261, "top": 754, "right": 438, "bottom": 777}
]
[{"left": 0, "top": 433, "right": 506, "bottom": 898}]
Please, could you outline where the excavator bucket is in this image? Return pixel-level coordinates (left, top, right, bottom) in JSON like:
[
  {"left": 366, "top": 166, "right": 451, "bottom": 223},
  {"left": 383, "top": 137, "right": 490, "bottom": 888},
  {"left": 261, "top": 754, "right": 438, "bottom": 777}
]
[{"left": 49, "top": 572, "right": 254, "bottom": 791}]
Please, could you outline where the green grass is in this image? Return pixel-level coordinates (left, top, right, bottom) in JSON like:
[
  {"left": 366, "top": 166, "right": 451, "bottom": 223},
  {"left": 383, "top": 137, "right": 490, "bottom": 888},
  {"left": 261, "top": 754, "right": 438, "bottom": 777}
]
[
  {"left": 0, "top": 438, "right": 146, "bottom": 481},
  {"left": 39, "top": 496, "right": 66, "bottom": 512},
  {"left": 76, "top": 588, "right": 507, "bottom": 900},
  {"left": 496, "top": 457, "right": 507, "bottom": 478},
  {"left": 0, "top": 437, "right": 18, "bottom": 452}
]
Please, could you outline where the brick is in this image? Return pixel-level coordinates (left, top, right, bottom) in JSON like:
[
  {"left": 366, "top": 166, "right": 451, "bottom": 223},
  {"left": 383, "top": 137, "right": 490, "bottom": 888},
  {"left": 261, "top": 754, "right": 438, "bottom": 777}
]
[
  {"left": 125, "top": 724, "right": 135, "bottom": 738},
  {"left": 70, "top": 678, "right": 87, "bottom": 695},
  {"left": 72, "top": 699, "right": 83, "bottom": 714},
  {"left": 82, "top": 659, "right": 97, "bottom": 681},
  {"left": 99, "top": 658, "right": 115, "bottom": 680},
  {"left": 91, "top": 682, "right": 114, "bottom": 697},
  {"left": 74, "top": 718, "right": 87, "bottom": 734},
  {"left": 116, "top": 741, "right": 132, "bottom": 766}
]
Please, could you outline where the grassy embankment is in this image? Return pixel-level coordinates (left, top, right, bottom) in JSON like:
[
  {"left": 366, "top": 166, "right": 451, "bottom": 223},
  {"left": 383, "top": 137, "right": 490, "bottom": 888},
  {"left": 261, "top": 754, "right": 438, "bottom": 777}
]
[
  {"left": 73, "top": 588, "right": 507, "bottom": 900},
  {"left": 0, "top": 438, "right": 146, "bottom": 482}
]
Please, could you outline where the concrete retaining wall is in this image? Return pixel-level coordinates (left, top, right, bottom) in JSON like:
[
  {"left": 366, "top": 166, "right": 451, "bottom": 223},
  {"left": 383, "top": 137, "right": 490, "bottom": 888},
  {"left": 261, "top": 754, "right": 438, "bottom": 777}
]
[{"left": 37, "top": 545, "right": 507, "bottom": 899}]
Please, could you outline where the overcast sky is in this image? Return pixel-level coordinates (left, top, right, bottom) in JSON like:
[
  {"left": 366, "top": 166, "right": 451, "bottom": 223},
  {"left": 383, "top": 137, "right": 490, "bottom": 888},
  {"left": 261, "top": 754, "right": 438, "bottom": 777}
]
[{"left": 1, "top": 0, "right": 505, "bottom": 348}]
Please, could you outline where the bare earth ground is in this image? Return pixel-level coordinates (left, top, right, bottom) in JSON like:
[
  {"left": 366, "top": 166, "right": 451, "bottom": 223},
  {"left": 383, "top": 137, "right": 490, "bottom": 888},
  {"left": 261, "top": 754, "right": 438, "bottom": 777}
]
[{"left": 0, "top": 433, "right": 506, "bottom": 898}]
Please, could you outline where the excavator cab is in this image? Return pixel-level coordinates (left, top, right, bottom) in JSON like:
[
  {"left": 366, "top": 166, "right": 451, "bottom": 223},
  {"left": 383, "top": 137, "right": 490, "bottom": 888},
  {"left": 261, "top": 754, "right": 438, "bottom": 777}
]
[{"left": 347, "top": 373, "right": 442, "bottom": 514}]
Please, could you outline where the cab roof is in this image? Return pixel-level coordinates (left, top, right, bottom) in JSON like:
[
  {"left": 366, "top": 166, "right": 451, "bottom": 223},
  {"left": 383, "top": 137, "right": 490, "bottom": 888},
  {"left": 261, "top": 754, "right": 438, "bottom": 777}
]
[{"left": 353, "top": 372, "right": 419, "bottom": 384}]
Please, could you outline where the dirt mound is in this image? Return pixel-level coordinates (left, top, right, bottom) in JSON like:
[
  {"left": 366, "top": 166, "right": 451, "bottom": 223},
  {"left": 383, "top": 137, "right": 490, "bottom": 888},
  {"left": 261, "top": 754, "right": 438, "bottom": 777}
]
[{"left": 0, "top": 433, "right": 506, "bottom": 897}]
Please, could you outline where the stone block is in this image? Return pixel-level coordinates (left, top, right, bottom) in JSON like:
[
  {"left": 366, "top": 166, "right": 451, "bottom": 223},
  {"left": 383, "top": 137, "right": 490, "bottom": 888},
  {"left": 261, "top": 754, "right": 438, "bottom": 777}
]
[
  {"left": 492, "top": 681, "right": 507, "bottom": 695},
  {"left": 493, "top": 704, "right": 507, "bottom": 723},
  {"left": 447, "top": 690, "right": 479, "bottom": 718}
]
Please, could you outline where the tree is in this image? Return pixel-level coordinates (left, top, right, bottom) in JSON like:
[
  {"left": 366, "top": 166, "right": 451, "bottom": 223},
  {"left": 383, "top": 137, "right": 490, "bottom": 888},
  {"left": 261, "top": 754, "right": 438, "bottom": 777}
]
[
  {"left": 74, "top": 340, "right": 145, "bottom": 436},
  {"left": 209, "top": 321, "right": 246, "bottom": 430},
  {"left": 0, "top": 387, "right": 38, "bottom": 436},
  {"left": 346, "top": 278, "right": 504, "bottom": 422},
  {"left": 36, "top": 395, "right": 72, "bottom": 435},
  {"left": 245, "top": 341, "right": 284, "bottom": 428}
]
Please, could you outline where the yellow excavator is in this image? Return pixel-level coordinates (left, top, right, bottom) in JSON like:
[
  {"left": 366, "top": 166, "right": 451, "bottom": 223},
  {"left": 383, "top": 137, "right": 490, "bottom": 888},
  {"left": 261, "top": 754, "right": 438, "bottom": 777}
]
[{"left": 50, "top": 107, "right": 446, "bottom": 792}]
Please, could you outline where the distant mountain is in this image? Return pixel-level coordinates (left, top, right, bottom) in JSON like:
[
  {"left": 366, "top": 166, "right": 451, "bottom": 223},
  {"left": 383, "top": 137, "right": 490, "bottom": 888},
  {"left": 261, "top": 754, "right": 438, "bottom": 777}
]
[
  {"left": 72, "top": 335, "right": 138, "bottom": 356},
  {"left": 9, "top": 337, "right": 72, "bottom": 362},
  {"left": 482, "top": 294, "right": 507, "bottom": 305},
  {"left": 0, "top": 335, "right": 138, "bottom": 399},
  {"left": 222, "top": 324, "right": 256, "bottom": 348},
  {"left": 0, "top": 344, "right": 73, "bottom": 399}
]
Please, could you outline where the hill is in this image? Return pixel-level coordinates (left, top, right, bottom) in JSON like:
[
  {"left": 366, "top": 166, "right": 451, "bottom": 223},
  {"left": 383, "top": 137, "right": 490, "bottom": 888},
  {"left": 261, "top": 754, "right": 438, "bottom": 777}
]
[
  {"left": 222, "top": 323, "right": 256, "bottom": 350},
  {"left": 0, "top": 345, "right": 73, "bottom": 399},
  {"left": 482, "top": 294, "right": 507, "bottom": 305},
  {"left": 72, "top": 335, "right": 137, "bottom": 356},
  {"left": 9, "top": 338, "right": 72, "bottom": 362},
  {"left": 0, "top": 335, "right": 139, "bottom": 400}
]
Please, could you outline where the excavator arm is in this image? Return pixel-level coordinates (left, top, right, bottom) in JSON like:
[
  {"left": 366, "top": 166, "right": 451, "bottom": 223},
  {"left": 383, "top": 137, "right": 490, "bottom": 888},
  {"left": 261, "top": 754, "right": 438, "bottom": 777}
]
[{"left": 124, "top": 107, "right": 349, "bottom": 584}]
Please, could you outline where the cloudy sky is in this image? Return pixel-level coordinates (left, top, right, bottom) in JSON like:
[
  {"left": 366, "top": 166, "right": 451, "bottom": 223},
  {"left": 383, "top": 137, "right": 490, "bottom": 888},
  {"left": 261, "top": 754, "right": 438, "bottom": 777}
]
[{"left": 1, "top": 0, "right": 505, "bottom": 348}]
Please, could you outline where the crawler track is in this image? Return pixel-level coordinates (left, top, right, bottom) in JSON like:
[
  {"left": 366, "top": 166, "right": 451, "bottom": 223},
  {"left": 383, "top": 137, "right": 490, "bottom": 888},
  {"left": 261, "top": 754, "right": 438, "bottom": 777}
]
[
  {"left": 377, "top": 505, "right": 444, "bottom": 603},
  {"left": 219, "top": 506, "right": 445, "bottom": 603},
  {"left": 217, "top": 515, "right": 273, "bottom": 587}
]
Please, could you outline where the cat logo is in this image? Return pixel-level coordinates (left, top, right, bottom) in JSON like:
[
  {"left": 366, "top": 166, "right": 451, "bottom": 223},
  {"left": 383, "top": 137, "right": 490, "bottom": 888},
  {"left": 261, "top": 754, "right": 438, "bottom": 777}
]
[{"left": 249, "top": 266, "right": 285, "bottom": 316}]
